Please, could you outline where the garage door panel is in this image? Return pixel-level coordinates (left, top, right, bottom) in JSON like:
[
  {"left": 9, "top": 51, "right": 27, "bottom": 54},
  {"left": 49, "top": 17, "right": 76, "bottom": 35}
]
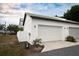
[
  {"left": 38, "top": 25, "right": 62, "bottom": 42},
  {"left": 69, "top": 27, "right": 79, "bottom": 41}
]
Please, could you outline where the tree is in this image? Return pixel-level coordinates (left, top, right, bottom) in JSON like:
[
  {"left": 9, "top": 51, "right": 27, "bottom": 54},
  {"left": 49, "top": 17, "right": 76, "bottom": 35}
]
[
  {"left": 7, "top": 24, "right": 22, "bottom": 34},
  {"left": 0, "top": 24, "right": 5, "bottom": 30},
  {"left": 63, "top": 5, "right": 79, "bottom": 22}
]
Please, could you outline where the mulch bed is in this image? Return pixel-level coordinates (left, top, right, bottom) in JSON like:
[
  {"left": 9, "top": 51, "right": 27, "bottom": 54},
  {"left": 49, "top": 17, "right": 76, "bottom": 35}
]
[
  {"left": 31, "top": 45, "right": 44, "bottom": 52},
  {"left": 22, "top": 44, "right": 44, "bottom": 56}
]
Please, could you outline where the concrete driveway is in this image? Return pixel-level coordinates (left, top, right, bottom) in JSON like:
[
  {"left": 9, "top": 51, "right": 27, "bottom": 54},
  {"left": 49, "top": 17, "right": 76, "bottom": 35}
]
[
  {"left": 42, "top": 40, "right": 79, "bottom": 52},
  {"left": 33, "top": 45, "right": 79, "bottom": 56}
]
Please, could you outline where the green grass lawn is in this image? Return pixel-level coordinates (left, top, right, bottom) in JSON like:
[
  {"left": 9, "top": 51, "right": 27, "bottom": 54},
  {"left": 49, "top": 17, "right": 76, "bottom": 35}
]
[{"left": 0, "top": 35, "right": 18, "bottom": 43}]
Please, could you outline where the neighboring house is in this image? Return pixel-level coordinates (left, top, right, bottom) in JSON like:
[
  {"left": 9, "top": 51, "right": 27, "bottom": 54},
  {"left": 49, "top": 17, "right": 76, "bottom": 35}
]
[
  {"left": 19, "top": 18, "right": 24, "bottom": 28},
  {"left": 17, "top": 12, "right": 79, "bottom": 44},
  {"left": 0, "top": 30, "right": 15, "bottom": 35},
  {"left": 0, "top": 30, "right": 5, "bottom": 34}
]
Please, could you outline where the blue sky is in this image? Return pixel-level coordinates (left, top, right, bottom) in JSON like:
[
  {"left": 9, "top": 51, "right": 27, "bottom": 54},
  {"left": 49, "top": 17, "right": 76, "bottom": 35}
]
[
  {"left": 7, "top": 3, "right": 75, "bottom": 16},
  {"left": 0, "top": 3, "right": 78, "bottom": 25},
  {"left": 10, "top": 3, "right": 77, "bottom": 16}
]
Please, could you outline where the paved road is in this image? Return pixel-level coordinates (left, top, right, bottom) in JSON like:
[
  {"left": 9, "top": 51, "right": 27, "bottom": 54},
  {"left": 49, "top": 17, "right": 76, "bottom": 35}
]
[{"left": 33, "top": 45, "right": 79, "bottom": 56}]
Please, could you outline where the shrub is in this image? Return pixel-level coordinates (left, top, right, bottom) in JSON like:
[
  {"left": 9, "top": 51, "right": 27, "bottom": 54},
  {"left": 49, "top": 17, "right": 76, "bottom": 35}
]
[
  {"left": 65, "top": 36, "right": 76, "bottom": 42},
  {"left": 7, "top": 24, "right": 23, "bottom": 35},
  {"left": 33, "top": 38, "right": 42, "bottom": 45}
]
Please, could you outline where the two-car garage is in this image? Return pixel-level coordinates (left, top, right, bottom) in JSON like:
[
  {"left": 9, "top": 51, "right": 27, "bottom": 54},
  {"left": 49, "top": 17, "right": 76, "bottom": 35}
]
[{"left": 38, "top": 25, "right": 79, "bottom": 42}]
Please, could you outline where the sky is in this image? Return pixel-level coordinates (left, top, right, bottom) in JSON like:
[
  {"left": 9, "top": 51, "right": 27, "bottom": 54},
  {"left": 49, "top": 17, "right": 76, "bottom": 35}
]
[{"left": 0, "top": 3, "right": 79, "bottom": 25}]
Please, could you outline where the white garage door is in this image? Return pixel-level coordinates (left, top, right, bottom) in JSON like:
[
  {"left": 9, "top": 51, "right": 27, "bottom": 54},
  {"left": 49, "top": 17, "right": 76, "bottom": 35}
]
[
  {"left": 38, "top": 25, "right": 62, "bottom": 42},
  {"left": 69, "top": 27, "right": 79, "bottom": 41}
]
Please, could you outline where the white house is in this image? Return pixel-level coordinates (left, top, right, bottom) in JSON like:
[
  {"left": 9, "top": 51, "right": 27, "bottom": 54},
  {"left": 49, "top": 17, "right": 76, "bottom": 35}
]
[{"left": 17, "top": 12, "right": 79, "bottom": 44}]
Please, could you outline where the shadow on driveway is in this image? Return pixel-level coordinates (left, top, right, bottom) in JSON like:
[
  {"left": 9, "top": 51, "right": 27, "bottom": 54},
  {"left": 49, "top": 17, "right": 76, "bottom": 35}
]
[{"left": 32, "top": 45, "right": 79, "bottom": 56}]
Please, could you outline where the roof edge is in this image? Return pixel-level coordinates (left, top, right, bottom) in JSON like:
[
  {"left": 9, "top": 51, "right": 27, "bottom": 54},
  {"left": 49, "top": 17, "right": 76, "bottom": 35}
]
[{"left": 23, "top": 12, "right": 79, "bottom": 25}]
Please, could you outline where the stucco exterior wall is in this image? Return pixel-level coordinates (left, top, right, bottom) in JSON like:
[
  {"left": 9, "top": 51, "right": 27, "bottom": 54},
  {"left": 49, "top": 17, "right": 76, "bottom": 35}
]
[
  {"left": 17, "top": 15, "right": 33, "bottom": 43},
  {"left": 24, "top": 15, "right": 32, "bottom": 33},
  {"left": 17, "top": 31, "right": 32, "bottom": 44}
]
